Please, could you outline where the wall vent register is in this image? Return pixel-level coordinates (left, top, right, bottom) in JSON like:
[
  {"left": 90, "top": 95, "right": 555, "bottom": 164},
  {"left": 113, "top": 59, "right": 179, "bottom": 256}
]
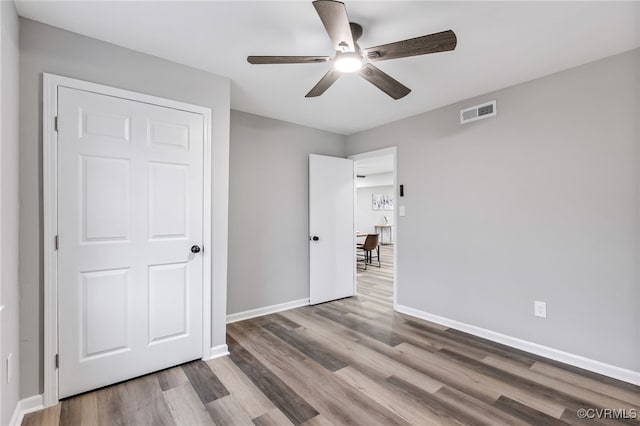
[{"left": 460, "top": 100, "right": 497, "bottom": 124}]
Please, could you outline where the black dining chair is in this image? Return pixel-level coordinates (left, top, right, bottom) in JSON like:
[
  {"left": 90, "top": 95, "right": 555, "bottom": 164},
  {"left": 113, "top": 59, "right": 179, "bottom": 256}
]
[{"left": 357, "top": 233, "right": 380, "bottom": 270}]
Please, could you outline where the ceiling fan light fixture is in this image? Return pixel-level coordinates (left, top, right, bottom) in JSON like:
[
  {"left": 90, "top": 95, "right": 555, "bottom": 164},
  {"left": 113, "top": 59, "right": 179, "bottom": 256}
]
[
  {"left": 247, "top": 1, "right": 457, "bottom": 99},
  {"left": 334, "top": 53, "right": 363, "bottom": 73}
]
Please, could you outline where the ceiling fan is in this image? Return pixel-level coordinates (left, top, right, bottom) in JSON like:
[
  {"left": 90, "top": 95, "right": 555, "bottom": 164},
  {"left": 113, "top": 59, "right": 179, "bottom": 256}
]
[{"left": 247, "top": 0, "right": 457, "bottom": 100}]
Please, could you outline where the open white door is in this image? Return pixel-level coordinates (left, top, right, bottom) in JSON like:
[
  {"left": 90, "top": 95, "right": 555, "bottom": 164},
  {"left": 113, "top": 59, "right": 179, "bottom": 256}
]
[{"left": 309, "top": 154, "right": 355, "bottom": 305}]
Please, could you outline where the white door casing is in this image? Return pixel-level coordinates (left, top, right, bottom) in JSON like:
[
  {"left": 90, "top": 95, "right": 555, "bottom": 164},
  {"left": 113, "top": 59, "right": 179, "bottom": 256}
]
[
  {"left": 57, "top": 86, "right": 205, "bottom": 398},
  {"left": 309, "top": 154, "right": 355, "bottom": 305}
]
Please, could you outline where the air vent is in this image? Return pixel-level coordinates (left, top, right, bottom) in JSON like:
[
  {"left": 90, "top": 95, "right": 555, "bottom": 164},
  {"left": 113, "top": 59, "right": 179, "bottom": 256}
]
[{"left": 460, "top": 100, "right": 497, "bottom": 124}]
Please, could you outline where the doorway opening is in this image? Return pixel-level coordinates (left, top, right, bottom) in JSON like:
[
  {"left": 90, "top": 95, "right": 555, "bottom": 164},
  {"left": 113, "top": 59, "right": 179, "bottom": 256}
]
[{"left": 349, "top": 147, "right": 397, "bottom": 309}]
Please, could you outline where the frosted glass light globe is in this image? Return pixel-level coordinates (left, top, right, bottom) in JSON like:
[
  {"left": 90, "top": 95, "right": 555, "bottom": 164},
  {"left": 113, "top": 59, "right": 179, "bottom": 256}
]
[{"left": 334, "top": 53, "right": 363, "bottom": 73}]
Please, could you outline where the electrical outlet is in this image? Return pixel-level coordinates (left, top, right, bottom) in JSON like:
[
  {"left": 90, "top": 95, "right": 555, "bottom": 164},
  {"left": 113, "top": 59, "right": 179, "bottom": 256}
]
[
  {"left": 6, "top": 353, "right": 12, "bottom": 384},
  {"left": 534, "top": 301, "right": 547, "bottom": 318},
  {"left": 399, "top": 206, "right": 406, "bottom": 217}
]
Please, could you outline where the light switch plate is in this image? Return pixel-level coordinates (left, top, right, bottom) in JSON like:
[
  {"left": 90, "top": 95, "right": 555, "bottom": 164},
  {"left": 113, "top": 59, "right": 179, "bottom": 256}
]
[{"left": 399, "top": 206, "right": 406, "bottom": 217}]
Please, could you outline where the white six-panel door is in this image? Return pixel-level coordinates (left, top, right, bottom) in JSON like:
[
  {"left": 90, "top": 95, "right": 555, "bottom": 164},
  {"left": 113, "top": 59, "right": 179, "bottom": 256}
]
[
  {"left": 309, "top": 154, "right": 355, "bottom": 305},
  {"left": 57, "top": 87, "right": 204, "bottom": 397}
]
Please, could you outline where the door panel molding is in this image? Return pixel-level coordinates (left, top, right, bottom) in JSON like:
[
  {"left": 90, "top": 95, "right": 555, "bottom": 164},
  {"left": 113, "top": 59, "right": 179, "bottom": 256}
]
[{"left": 43, "top": 73, "right": 213, "bottom": 406}]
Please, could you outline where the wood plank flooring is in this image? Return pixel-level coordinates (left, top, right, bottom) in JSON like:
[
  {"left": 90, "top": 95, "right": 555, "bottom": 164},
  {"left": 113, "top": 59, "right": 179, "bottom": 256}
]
[{"left": 24, "top": 245, "right": 640, "bottom": 425}]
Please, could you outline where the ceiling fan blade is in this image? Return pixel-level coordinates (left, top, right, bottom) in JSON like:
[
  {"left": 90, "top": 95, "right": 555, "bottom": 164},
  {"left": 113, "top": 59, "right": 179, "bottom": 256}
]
[
  {"left": 358, "top": 64, "right": 411, "bottom": 100},
  {"left": 313, "top": 0, "right": 355, "bottom": 52},
  {"left": 364, "top": 30, "right": 457, "bottom": 62},
  {"left": 305, "top": 68, "right": 342, "bottom": 97},
  {"left": 247, "top": 56, "right": 330, "bottom": 64}
]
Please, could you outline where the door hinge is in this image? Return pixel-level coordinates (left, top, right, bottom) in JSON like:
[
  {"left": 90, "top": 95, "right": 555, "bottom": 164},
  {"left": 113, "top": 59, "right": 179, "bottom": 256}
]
[
  {"left": 55, "top": 354, "right": 59, "bottom": 369},
  {"left": 54, "top": 235, "right": 59, "bottom": 251},
  {"left": 54, "top": 116, "right": 59, "bottom": 132}
]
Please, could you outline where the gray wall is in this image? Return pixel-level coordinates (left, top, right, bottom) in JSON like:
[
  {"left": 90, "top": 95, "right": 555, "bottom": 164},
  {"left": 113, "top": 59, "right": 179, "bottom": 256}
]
[
  {"left": 356, "top": 185, "right": 394, "bottom": 237},
  {"left": 19, "top": 18, "right": 231, "bottom": 398},
  {"left": 1, "top": 2, "right": 20, "bottom": 423},
  {"left": 347, "top": 49, "right": 640, "bottom": 372},
  {"left": 227, "top": 110, "right": 346, "bottom": 315}
]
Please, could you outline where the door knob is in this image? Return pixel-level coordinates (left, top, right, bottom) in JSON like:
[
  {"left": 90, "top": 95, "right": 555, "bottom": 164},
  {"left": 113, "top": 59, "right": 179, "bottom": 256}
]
[
  {"left": 310, "top": 236, "right": 320, "bottom": 241},
  {"left": 191, "top": 245, "right": 201, "bottom": 254}
]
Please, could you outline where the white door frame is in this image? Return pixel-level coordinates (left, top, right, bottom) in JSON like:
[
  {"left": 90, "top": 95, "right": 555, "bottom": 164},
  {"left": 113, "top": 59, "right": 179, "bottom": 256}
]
[
  {"left": 348, "top": 147, "right": 398, "bottom": 309},
  {"left": 42, "top": 73, "right": 213, "bottom": 407}
]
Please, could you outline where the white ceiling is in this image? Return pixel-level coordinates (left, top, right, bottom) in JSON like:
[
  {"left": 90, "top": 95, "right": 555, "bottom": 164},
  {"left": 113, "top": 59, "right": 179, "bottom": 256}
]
[{"left": 15, "top": 1, "right": 640, "bottom": 135}]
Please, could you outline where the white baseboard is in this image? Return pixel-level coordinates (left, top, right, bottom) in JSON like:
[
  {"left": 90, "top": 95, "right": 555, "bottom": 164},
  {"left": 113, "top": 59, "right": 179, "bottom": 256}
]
[
  {"left": 226, "top": 298, "right": 309, "bottom": 324},
  {"left": 208, "top": 344, "right": 229, "bottom": 360},
  {"left": 8, "top": 394, "right": 44, "bottom": 426},
  {"left": 8, "top": 404, "right": 21, "bottom": 426},
  {"left": 395, "top": 304, "right": 640, "bottom": 386}
]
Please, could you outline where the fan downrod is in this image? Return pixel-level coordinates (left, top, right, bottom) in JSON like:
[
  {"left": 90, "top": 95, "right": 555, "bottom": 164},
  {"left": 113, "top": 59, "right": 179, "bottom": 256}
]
[{"left": 349, "top": 22, "right": 363, "bottom": 44}]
